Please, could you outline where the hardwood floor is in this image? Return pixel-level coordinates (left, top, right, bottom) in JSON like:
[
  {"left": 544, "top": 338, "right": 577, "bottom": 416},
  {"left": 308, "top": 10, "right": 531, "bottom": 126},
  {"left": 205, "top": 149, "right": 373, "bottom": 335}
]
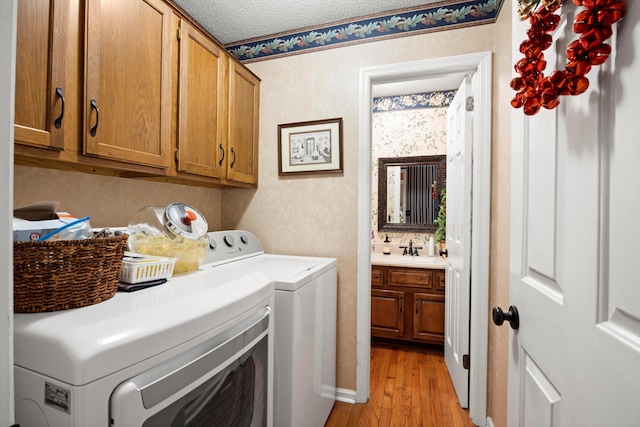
[{"left": 325, "top": 342, "right": 474, "bottom": 427}]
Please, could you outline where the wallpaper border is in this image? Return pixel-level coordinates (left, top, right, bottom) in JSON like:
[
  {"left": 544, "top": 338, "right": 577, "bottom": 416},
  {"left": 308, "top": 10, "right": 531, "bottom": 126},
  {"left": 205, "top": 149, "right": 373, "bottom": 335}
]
[
  {"left": 225, "top": 0, "right": 504, "bottom": 62},
  {"left": 373, "top": 90, "right": 457, "bottom": 112}
]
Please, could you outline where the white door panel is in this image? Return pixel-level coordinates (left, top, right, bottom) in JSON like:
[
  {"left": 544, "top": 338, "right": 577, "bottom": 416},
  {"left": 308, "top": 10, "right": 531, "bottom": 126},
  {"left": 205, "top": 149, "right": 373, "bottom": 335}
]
[
  {"left": 444, "top": 76, "right": 472, "bottom": 408},
  {"left": 509, "top": 1, "right": 640, "bottom": 425}
]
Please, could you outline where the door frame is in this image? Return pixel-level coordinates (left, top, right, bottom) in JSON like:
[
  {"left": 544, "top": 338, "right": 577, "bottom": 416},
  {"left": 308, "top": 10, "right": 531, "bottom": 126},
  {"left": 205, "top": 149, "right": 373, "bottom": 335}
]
[
  {"left": 356, "top": 51, "right": 492, "bottom": 425},
  {"left": 0, "top": 0, "right": 17, "bottom": 424}
]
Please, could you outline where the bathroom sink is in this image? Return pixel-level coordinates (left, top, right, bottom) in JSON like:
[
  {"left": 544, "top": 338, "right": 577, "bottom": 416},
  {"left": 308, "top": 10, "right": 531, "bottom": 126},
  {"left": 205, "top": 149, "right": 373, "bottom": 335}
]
[{"left": 370, "top": 252, "right": 446, "bottom": 269}]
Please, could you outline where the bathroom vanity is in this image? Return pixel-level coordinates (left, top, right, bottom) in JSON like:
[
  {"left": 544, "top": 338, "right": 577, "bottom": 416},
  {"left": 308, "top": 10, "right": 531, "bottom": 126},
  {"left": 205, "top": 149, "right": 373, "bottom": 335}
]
[{"left": 370, "top": 254, "right": 446, "bottom": 345}]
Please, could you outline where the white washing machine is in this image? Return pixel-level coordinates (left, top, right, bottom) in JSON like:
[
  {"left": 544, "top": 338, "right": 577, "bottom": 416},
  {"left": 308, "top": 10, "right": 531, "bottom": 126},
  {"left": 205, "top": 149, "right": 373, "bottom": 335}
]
[
  {"left": 204, "top": 230, "right": 338, "bottom": 427},
  {"left": 13, "top": 261, "right": 275, "bottom": 426}
]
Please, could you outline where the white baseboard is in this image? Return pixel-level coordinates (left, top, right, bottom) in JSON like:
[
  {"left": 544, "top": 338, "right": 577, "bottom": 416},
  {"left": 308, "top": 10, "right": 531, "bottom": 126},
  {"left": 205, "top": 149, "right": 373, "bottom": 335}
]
[
  {"left": 335, "top": 387, "right": 357, "bottom": 404},
  {"left": 485, "top": 416, "right": 495, "bottom": 427}
]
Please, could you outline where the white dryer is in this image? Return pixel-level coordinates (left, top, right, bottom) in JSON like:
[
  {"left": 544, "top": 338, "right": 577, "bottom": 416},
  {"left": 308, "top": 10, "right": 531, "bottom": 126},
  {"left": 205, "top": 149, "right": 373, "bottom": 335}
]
[
  {"left": 13, "top": 262, "right": 275, "bottom": 426},
  {"left": 205, "top": 230, "right": 338, "bottom": 427}
]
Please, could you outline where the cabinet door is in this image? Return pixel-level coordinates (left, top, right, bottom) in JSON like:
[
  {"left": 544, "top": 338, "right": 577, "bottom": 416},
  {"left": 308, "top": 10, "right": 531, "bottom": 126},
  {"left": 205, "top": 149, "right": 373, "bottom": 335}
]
[
  {"left": 371, "top": 289, "right": 404, "bottom": 338},
  {"left": 85, "top": 0, "right": 173, "bottom": 169},
  {"left": 226, "top": 61, "right": 259, "bottom": 185},
  {"left": 414, "top": 292, "right": 445, "bottom": 344},
  {"left": 15, "top": 0, "right": 69, "bottom": 150},
  {"left": 177, "top": 20, "right": 226, "bottom": 178}
]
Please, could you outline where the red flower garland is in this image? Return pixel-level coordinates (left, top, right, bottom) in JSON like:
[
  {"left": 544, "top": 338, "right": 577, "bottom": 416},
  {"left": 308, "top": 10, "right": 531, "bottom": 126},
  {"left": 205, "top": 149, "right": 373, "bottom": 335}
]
[{"left": 511, "top": 0, "right": 626, "bottom": 116}]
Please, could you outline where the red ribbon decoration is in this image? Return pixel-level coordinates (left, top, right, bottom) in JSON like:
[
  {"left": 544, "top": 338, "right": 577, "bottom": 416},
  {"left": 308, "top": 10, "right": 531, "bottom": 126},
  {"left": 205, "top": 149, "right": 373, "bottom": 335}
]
[{"left": 511, "top": 0, "right": 626, "bottom": 115}]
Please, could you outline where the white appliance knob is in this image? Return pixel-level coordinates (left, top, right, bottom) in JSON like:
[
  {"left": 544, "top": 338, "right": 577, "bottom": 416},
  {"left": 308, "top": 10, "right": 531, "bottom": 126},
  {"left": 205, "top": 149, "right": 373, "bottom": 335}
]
[
  {"left": 240, "top": 235, "right": 249, "bottom": 244},
  {"left": 224, "top": 235, "right": 235, "bottom": 247}
]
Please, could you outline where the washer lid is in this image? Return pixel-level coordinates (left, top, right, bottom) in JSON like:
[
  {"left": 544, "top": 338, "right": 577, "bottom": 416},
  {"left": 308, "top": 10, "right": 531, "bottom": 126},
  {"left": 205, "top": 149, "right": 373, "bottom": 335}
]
[
  {"left": 164, "top": 203, "right": 208, "bottom": 239},
  {"left": 222, "top": 254, "right": 337, "bottom": 291}
]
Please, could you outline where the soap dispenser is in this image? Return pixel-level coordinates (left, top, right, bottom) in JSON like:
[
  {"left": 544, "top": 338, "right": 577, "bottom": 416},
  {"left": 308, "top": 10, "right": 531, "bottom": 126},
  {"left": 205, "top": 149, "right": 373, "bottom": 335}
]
[
  {"left": 383, "top": 235, "right": 391, "bottom": 255},
  {"left": 428, "top": 236, "right": 435, "bottom": 256}
]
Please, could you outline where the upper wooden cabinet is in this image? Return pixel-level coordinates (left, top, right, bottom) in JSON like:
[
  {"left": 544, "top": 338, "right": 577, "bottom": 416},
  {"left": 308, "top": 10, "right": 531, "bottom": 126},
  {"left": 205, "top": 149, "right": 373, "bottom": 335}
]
[
  {"left": 14, "top": 0, "right": 259, "bottom": 187},
  {"left": 176, "top": 20, "right": 227, "bottom": 179},
  {"left": 226, "top": 61, "right": 260, "bottom": 185},
  {"left": 14, "top": 0, "right": 70, "bottom": 150},
  {"left": 84, "top": 0, "right": 174, "bottom": 170}
]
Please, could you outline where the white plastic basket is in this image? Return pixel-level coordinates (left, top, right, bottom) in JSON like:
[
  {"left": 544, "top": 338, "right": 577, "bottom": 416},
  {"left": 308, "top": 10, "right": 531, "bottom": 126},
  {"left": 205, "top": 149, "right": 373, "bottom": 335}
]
[{"left": 119, "top": 252, "right": 177, "bottom": 284}]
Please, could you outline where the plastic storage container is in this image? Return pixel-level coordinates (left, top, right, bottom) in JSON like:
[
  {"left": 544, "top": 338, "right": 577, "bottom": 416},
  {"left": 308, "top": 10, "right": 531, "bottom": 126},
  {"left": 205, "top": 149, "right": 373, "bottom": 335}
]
[
  {"left": 119, "top": 253, "right": 177, "bottom": 284},
  {"left": 127, "top": 203, "right": 209, "bottom": 274}
]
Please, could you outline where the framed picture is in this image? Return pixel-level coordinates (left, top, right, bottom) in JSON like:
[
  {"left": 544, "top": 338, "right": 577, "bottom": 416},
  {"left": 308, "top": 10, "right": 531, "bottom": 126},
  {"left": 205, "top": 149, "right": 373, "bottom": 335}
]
[{"left": 278, "top": 118, "right": 343, "bottom": 175}]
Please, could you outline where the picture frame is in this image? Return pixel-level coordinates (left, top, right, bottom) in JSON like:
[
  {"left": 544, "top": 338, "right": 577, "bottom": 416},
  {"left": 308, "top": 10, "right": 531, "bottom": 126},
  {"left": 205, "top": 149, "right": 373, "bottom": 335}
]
[{"left": 278, "top": 118, "right": 343, "bottom": 175}]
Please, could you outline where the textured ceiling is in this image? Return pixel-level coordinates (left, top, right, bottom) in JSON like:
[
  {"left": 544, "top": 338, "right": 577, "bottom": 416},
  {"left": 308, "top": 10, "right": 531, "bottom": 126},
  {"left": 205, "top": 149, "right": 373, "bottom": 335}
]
[{"left": 172, "top": 0, "right": 450, "bottom": 45}]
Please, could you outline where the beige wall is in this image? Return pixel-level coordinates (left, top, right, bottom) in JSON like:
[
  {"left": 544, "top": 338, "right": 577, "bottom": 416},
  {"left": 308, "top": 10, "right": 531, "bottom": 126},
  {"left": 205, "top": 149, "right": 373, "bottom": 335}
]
[
  {"left": 14, "top": 166, "right": 223, "bottom": 230},
  {"left": 223, "top": 4, "right": 513, "bottom": 425},
  {"left": 13, "top": 3, "right": 513, "bottom": 424}
]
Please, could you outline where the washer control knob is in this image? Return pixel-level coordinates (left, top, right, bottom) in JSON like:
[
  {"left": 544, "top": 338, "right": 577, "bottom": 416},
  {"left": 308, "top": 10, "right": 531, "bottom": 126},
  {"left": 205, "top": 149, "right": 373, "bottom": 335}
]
[
  {"left": 240, "top": 235, "right": 249, "bottom": 244},
  {"left": 208, "top": 236, "right": 217, "bottom": 251},
  {"left": 223, "top": 235, "right": 235, "bottom": 247}
]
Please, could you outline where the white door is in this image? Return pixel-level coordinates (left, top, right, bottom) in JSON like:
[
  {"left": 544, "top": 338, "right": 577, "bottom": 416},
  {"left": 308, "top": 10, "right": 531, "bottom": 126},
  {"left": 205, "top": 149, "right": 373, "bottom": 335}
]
[
  {"left": 508, "top": 2, "right": 640, "bottom": 426},
  {"left": 444, "top": 76, "right": 473, "bottom": 408}
]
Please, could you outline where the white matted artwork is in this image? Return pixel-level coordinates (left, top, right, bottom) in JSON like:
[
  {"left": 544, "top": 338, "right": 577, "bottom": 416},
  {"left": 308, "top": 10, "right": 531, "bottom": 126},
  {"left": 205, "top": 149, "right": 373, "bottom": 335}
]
[{"left": 278, "top": 118, "right": 343, "bottom": 175}]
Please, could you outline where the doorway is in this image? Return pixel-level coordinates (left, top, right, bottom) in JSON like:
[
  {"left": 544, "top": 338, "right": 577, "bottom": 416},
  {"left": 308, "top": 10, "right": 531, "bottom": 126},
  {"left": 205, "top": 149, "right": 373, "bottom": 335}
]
[{"left": 356, "top": 52, "right": 492, "bottom": 426}]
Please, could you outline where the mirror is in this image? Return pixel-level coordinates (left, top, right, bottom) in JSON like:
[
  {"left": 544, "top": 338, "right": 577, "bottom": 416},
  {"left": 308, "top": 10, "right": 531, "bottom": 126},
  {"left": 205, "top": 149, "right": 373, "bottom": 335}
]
[{"left": 378, "top": 155, "right": 446, "bottom": 233}]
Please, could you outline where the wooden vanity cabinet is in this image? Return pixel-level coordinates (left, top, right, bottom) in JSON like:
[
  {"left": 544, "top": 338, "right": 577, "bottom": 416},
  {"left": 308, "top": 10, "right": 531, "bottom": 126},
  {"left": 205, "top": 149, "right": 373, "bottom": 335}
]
[{"left": 371, "top": 265, "right": 446, "bottom": 345}]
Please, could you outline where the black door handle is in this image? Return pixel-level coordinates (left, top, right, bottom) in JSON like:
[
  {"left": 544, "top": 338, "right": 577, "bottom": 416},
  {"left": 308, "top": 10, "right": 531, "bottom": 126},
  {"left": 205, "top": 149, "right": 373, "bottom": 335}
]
[
  {"left": 54, "top": 87, "right": 65, "bottom": 129},
  {"left": 90, "top": 99, "right": 99, "bottom": 137},
  {"left": 219, "top": 143, "right": 225, "bottom": 166},
  {"left": 492, "top": 305, "right": 519, "bottom": 330},
  {"left": 230, "top": 147, "right": 236, "bottom": 168}
]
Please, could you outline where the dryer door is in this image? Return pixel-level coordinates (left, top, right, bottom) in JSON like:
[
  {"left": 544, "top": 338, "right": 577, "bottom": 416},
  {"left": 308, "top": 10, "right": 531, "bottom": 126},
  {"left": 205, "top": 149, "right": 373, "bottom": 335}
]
[{"left": 110, "top": 308, "right": 271, "bottom": 427}]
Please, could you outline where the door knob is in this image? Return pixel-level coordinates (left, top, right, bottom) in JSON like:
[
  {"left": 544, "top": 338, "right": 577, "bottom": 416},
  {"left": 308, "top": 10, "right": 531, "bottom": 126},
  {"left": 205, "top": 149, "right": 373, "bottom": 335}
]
[{"left": 492, "top": 305, "right": 519, "bottom": 330}]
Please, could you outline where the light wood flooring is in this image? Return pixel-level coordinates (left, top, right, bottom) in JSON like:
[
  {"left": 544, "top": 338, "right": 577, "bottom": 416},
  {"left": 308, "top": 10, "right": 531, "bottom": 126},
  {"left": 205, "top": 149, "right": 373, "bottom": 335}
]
[{"left": 325, "top": 342, "right": 475, "bottom": 427}]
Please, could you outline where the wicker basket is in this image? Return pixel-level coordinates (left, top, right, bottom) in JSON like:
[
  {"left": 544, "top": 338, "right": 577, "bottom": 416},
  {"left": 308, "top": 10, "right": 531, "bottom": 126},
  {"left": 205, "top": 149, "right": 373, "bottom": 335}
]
[{"left": 13, "top": 235, "right": 128, "bottom": 313}]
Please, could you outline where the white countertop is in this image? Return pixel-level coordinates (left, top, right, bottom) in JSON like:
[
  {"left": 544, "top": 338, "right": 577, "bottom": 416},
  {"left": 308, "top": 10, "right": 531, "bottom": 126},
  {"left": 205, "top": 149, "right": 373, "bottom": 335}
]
[{"left": 370, "top": 251, "right": 447, "bottom": 269}]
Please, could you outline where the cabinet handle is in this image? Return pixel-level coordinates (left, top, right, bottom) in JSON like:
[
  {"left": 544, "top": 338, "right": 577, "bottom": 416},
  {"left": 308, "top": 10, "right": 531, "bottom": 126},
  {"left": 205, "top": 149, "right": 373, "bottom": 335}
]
[
  {"left": 415, "top": 298, "right": 419, "bottom": 314},
  {"left": 399, "top": 296, "right": 403, "bottom": 313},
  {"left": 90, "top": 99, "right": 99, "bottom": 137},
  {"left": 54, "top": 87, "right": 64, "bottom": 129},
  {"left": 219, "top": 144, "right": 225, "bottom": 166},
  {"left": 230, "top": 147, "right": 236, "bottom": 168}
]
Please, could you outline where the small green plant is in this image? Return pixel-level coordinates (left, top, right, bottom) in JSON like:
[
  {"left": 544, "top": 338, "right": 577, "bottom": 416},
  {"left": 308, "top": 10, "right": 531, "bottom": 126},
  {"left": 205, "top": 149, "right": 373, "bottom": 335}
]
[{"left": 434, "top": 187, "right": 446, "bottom": 242}]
